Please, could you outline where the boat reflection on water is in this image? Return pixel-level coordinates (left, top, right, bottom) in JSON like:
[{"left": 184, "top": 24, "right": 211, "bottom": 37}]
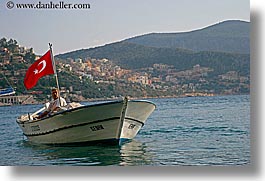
[
  {"left": 22, "top": 140, "right": 154, "bottom": 166},
  {"left": 119, "top": 140, "right": 154, "bottom": 166}
]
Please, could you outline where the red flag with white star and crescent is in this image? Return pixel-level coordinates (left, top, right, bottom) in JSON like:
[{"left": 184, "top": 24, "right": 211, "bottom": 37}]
[{"left": 24, "top": 50, "right": 54, "bottom": 90}]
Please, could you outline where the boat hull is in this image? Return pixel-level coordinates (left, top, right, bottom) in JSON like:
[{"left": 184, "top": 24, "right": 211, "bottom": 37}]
[
  {"left": 17, "top": 99, "right": 155, "bottom": 145},
  {"left": 0, "top": 87, "right": 15, "bottom": 97}
]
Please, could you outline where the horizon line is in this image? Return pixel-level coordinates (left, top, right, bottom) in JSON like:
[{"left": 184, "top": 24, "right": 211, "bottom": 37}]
[{"left": 55, "top": 19, "right": 249, "bottom": 56}]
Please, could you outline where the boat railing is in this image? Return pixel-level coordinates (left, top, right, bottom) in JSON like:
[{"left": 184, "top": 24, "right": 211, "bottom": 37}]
[{"left": 17, "top": 102, "right": 84, "bottom": 122}]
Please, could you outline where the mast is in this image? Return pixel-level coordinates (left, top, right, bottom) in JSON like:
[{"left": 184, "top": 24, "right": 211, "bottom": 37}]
[
  {"left": 1, "top": 72, "right": 14, "bottom": 89},
  {"left": 49, "top": 43, "right": 61, "bottom": 106}
]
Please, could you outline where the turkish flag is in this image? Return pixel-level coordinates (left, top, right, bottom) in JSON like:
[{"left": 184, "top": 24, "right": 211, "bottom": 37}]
[{"left": 24, "top": 50, "right": 54, "bottom": 90}]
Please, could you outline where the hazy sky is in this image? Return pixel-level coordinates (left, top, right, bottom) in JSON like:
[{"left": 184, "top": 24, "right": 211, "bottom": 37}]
[{"left": 0, "top": 0, "right": 250, "bottom": 55}]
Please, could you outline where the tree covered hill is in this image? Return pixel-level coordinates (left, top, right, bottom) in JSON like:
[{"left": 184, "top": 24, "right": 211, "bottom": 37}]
[
  {"left": 1, "top": 19, "right": 251, "bottom": 101},
  {"left": 57, "top": 42, "right": 249, "bottom": 76},
  {"left": 57, "top": 20, "right": 250, "bottom": 76},
  {"left": 125, "top": 20, "right": 249, "bottom": 54}
]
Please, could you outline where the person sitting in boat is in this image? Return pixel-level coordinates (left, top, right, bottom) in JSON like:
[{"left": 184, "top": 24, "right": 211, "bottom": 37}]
[{"left": 37, "top": 88, "right": 67, "bottom": 119}]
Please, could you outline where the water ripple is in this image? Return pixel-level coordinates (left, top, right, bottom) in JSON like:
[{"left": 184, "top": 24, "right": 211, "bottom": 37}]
[{"left": 0, "top": 95, "right": 250, "bottom": 166}]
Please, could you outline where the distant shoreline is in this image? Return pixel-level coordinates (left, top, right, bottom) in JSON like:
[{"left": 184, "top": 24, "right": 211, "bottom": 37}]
[
  {"left": 0, "top": 93, "right": 250, "bottom": 107},
  {"left": 65, "top": 93, "right": 250, "bottom": 103}
]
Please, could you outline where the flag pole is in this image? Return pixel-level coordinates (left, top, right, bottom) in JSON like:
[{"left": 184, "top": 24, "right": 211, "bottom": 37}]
[{"left": 49, "top": 43, "right": 61, "bottom": 106}]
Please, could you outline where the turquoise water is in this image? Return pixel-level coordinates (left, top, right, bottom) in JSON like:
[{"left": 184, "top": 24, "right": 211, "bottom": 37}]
[{"left": 0, "top": 95, "right": 250, "bottom": 166}]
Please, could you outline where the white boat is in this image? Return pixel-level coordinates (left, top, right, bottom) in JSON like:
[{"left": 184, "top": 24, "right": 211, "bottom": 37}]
[
  {"left": 0, "top": 87, "right": 15, "bottom": 97},
  {"left": 16, "top": 97, "right": 156, "bottom": 146},
  {"left": 0, "top": 73, "right": 16, "bottom": 97}
]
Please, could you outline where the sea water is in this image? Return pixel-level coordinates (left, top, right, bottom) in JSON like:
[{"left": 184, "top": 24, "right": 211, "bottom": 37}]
[{"left": 0, "top": 95, "right": 250, "bottom": 166}]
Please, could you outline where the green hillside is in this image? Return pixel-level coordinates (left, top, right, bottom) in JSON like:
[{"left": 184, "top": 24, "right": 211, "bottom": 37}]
[
  {"left": 57, "top": 41, "right": 249, "bottom": 76},
  {"left": 57, "top": 20, "right": 250, "bottom": 76},
  {"left": 1, "top": 20, "right": 251, "bottom": 101},
  {"left": 125, "top": 20, "right": 250, "bottom": 53}
]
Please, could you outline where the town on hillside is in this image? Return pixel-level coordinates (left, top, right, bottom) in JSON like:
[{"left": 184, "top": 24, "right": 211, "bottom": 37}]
[{"left": 0, "top": 38, "right": 250, "bottom": 105}]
